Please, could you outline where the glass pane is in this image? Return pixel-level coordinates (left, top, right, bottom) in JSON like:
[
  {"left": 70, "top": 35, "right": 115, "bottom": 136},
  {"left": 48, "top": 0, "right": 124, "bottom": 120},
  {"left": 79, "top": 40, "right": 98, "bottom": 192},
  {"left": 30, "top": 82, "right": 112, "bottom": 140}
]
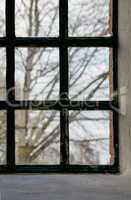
[
  {"left": 69, "top": 48, "right": 112, "bottom": 101},
  {"left": 69, "top": 0, "right": 112, "bottom": 37},
  {"left": 16, "top": 110, "right": 60, "bottom": 164},
  {"left": 15, "top": 0, "right": 59, "bottom": 37},
  {"left": 0, "top": 111, "right": 6, "bottom": 164},
  {"left": 69, "top": 111, "right": 114, "bottom": 165},
  {"left": 0, "top": 1, "right": 5, "bottom": 36},
  {"left": 15, "top": 48, "right": 59, "bottom": 100},
  {"left": 0, "top": 49, "right": 6, "bottom": 100}
]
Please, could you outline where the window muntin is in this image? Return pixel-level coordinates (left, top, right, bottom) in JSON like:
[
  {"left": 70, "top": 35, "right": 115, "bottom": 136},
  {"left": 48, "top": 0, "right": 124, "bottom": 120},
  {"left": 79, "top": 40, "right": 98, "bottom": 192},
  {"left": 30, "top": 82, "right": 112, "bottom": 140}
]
[{"left": 0, "top": 49, "right": 6, "bottom": 100}]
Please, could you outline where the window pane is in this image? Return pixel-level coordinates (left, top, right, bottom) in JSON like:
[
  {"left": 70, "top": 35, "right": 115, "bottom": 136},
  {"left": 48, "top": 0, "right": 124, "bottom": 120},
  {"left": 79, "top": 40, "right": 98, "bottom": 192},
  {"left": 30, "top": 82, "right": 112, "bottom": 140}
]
[
  {"left": 69, "top": 0, "right": 112, "bottom": 37},
  {"left": 69, "top": 48, "right": 112, "bottom": 101},
  {"left": 0, "top": 111, "right": 6, "bottom": 164},
  {"left": 69, "top": 111, "right": 114, "bottom": 165},
  {"left": 0, "top": 49, "right": 6, "bottom": 100},
  {"left": 0, "top": 1, "right": 5, "bottom": 36},
  {"left": 15, "top": 0, "right": 59, "bottom": 37},
  {"left": 15, "top": 48, "right": 59, "bottom": 100},
  {"left": 16, "top": 110, "right": 60, "bottom": 164}
]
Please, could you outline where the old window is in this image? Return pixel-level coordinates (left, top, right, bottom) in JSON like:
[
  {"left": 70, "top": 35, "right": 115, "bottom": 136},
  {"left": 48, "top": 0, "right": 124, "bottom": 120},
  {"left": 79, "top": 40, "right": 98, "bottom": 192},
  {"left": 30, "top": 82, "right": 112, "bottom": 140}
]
[{"left": 0, "top": 0, "right": 118, "bottom": 173}]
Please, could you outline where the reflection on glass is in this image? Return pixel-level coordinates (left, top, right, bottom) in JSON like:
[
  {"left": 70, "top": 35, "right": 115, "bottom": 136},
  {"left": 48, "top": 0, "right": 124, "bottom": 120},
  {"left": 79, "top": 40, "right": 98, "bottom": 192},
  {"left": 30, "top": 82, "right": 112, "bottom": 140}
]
[
  {"left": 15, "top": 0, "right": 59, "bottom": 37},
  {"left": 69, "top": 111, "right": 114, "bottom": 165},
  {"left": 0, "top": 111, "right": 6, "bottom": 164},
  {"left": 69, "top": 0, "right": 111, "bottom": 37},
  {"left": 69, "top": 48, "right": 112, "bottom": 101},
  {"left": 15, "top": 48, "right": 59, "bottom": 100},
  {"left": 0, "top": 1, "right": 5, "bottom": 36},
  {"left": 0, "top": 49, "right": 6, "bottom": 100},
  {"left": 16, "top": 111, "right": 60, "bottom": 164}
]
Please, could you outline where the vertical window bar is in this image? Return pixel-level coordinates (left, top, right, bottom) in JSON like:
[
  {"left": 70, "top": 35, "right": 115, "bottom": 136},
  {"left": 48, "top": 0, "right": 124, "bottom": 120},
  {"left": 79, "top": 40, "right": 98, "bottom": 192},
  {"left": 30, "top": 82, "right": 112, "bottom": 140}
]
[
  {"left": 6, "top": 0, "right": 15, "bottom": 171},
  {"left": 59, "top": 0, "right": 69, "bottom": 164},
  {"left": 112, "top": 0, "right": 119, "bottom": 168},
  {"left": 60, "top": 109, "right": 69, "bottom": 165}
]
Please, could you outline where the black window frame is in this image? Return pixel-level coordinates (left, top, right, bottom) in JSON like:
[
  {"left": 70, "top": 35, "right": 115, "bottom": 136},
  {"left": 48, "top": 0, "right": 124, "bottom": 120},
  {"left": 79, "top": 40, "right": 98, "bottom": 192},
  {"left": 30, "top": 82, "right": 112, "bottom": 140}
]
[{"left": 0, "top": 0, "right": 119, "bottom": 173}]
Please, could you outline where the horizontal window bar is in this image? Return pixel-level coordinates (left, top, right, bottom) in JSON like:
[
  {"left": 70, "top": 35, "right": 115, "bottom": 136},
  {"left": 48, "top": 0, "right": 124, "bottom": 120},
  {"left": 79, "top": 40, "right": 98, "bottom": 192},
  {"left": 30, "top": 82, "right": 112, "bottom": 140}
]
[
  {"left": 66, "top": 37, "right": 115, "bottom": 47},
  {"left": 0, "top": 101, "right": 9, "bottom": 109},
  {"left": 0, "top": 37, "right": 60, "bottom": 47},
  {"left": 68, "top": 101, "right": 118, "bottom": 110},
  {"left": 0, "top": 100, "right": 118, "bottom": 110},
  {"left": 0, "top": 38, "right": 7, "bottom": 46},
  {"left": 0, "top": 164, "right": 119, "bottom": 174},
  {"left": 15, "top": 37, "right": 60, "bottom": 47},
  {"left": 0, "top": 165, "right": 9, "bottom": 174},
  {"left": 15, "top": 165, "right": 119, "bottom": 174},
  {"left": 0, "top": 37, "right": 115, "bottom": 47}
]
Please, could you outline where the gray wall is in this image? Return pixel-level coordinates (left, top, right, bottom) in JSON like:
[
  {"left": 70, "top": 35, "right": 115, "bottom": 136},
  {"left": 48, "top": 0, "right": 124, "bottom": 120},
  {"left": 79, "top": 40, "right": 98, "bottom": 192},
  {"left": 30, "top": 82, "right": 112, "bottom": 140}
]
[{"left": 119, "top": 0, "right": 131, "bottom": 174}]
